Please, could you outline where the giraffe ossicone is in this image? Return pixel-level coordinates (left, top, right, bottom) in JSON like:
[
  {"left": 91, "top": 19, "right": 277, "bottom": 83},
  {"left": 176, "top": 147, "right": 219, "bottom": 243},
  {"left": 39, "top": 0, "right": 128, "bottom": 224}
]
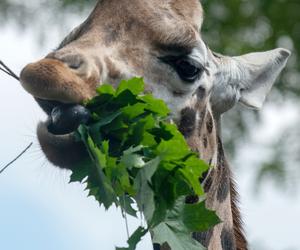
[{"left": 19, "top": 0, "right": 290, "bottom": 249}]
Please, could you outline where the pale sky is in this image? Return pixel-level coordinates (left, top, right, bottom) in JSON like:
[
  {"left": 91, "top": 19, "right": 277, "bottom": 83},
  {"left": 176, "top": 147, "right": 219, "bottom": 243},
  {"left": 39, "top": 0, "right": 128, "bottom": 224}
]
[{"left": 0, "top": 15, "right": 300, "bottom": 250}]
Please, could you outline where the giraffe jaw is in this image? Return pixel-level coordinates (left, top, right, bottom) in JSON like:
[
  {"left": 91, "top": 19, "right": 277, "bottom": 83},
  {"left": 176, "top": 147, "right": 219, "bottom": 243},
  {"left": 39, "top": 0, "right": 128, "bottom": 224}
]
[{"left": 37, "top": 119, "right": 87, "bottom": 169}]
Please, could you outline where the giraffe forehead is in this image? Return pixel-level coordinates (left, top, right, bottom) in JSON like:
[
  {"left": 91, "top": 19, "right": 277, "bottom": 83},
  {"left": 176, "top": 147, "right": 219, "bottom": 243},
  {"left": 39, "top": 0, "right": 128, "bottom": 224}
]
[
  {"left": 97, "top": 0, "right": 204, "bottom": 26},
  {"left": 84, "top": 0, "right": 203, "bottom": 47}
]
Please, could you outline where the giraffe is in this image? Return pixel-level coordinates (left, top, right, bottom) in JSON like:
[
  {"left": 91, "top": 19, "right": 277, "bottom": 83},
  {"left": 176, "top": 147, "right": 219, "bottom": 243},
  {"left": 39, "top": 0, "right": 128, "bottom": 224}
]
[{"left": 19, "top": 0, "right": 290, "bottom": 249}]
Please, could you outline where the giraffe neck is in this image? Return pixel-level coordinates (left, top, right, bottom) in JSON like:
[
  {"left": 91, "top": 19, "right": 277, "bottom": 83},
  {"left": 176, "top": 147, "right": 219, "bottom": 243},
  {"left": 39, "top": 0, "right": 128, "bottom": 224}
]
[{"left": 178, "top": 104, "right": 248, "bottom": 250}]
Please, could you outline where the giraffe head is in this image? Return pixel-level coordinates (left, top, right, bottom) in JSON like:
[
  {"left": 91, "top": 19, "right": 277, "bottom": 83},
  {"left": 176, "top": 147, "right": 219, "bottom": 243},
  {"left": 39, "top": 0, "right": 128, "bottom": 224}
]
[{"left": 20, "top": 0, "right": 290, "bottom": 169}]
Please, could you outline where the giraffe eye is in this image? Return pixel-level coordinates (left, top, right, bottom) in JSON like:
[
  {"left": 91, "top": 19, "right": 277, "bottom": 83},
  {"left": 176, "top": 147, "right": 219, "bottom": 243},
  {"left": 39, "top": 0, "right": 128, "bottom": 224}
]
[
  {"left": 160, "top": 56, "right": 204, "bottom": 83},
  {"left": 174, "top": 59, "right": 203, "bottom": 82}
]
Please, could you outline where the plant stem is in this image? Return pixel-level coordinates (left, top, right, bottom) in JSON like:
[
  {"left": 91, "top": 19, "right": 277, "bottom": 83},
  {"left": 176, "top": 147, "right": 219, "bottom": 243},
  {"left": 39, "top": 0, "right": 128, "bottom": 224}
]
[
  {"left": 122, "top": 195, "right": 130, "bottom": 239},
  {"left": 0, "top": 60, "right": 20, "bottom": 81},
  {"left": 0, "top": 142, "right": 33, "bottom": 174}
]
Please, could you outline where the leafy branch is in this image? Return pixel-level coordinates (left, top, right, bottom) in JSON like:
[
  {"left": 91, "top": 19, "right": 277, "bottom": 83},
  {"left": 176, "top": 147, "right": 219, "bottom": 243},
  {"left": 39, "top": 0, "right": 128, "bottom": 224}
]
[{"left": 71, "top": 78, "right": 220, "bottom": 249}]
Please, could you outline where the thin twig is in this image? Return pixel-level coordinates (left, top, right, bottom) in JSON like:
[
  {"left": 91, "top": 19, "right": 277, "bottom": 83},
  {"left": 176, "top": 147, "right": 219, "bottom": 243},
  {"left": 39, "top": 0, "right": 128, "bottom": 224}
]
[
  {"left": 122, "top": 195, "right": 130, "bottom": 239},
  {"left": 0, "top": 142, "right": 33, "bottom": 174},
  {"left": 140, "top": 210, "right": 144, "bottom": 228},
  {"left": 0, "top": 60, "right": 20, "bottom": 81}
]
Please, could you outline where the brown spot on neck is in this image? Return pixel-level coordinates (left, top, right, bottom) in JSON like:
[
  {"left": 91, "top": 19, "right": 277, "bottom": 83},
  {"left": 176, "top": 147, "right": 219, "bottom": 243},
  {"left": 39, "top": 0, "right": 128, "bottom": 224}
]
[
  {"left": 206, "top": 113, "right": 214, "bottom": 134},
  {"left": 221, "top": 227, "right": 236, "bottom": 250},
  {"left": 193, "top": 229, "right": 214, "bottom": 248},
  {"left": 203, "top": 136, "right": 208, "bottom": 148},
  {"left": 178, "top": 107, "right": 197, "bottom": 138}
]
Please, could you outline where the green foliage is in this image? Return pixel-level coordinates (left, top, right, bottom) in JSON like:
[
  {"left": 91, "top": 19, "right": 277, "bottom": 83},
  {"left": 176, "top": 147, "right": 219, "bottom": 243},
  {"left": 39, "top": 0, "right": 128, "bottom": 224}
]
[
  {"left": 71, "top": 78, "right": 220, "bottom": 249},
  {"left": 116, "top": 227, "right": 148, "bottom": 250},
  {"left": 152, "top": 197, "right": 219, "bottom": 250}
]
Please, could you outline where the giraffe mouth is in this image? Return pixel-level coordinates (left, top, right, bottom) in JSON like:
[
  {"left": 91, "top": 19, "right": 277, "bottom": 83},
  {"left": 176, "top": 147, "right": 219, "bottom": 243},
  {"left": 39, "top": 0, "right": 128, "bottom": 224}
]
[
  {"left": 19, "top": 58, "right": 95, "bottom": 169},
  {"left": 35, "top": 98, "right": 91, "bottom": 135},
  {"left": 20, "top": 58, "right": 93, "bottom": 137}
]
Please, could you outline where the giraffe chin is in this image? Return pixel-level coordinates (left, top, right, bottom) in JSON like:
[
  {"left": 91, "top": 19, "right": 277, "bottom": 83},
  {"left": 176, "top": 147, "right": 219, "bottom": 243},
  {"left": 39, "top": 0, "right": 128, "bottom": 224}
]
[{"left": 37, "top": 120, "right": 87, "bottom": 170}]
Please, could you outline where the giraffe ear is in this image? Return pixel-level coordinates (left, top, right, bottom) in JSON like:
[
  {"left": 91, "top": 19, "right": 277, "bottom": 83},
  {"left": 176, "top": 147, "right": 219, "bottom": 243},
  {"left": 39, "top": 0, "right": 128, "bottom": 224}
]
[
  {"left": 211, "top": 48, "right": 290, "bottom": 114},
  {"left": 231, "top": 48, "right": 290, "bottom": 109}
]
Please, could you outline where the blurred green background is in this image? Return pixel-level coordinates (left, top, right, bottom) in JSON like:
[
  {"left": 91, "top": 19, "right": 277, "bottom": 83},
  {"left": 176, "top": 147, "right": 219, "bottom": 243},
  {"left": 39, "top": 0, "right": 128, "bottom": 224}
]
[{"left": 201, "top": 0, "right": 300, "bottom": 191}]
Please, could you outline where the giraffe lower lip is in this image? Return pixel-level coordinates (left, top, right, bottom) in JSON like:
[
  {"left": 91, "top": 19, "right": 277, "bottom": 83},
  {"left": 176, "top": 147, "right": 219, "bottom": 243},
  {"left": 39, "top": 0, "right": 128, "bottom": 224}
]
[{"left": 37, "top": 120, "right": 87, "bottom": 169}]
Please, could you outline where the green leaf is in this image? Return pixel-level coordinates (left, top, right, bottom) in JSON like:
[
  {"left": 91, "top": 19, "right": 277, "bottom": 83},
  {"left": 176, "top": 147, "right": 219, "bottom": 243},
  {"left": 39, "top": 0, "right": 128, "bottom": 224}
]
[
  {"left": 87, "top": 136, "right": 107, "bottom": 168},
  {"left": 152, "top": 197, "right": 219, "bottom": 249},
  {"left": 139, "top": 94, "right": 170, "bottom": 117},
  {"left": 183, "top": 201, "right": 221, "bottom": 232},
  {"left": 141, "top": 132, "right": 157, "bottom": 147},
  {"left": 115, "top": 163, "right": 136, "bottom": 196},
  {"left": 126, "top": 227, "right": 148, "bottom": 249},
  {"left": 90, "top": 110, "right": 122, "bottom": 130},
  {"left": 182, "top": 167, "right": 208, "bottom": 195},
  {"left": 86, "top": 94, "right": 113, "bottom": 109},
  {"left": 83, "top": 135, "right": 117, "bottom": 209},
  {"left": 86, "top": 164, "right": 117, "bottom": 210},
  {"left": 149, "top": 198, "right": 168, "bottom": 228},
  {"left": 120, "top": 146, "right": 145, "bottom": 169},
  {"left": 96, "top": 84, "right": 116, "bottom": 95},
  {"left": 107, "top": 116, "right": 128, "bottom": 131},
  {"left": 69, "top": 158, "right": 92, "bottom": 183},
  {"left": 151, "top": 201, "right": 194, "bottom": 249},
  {"left": 156, "top": 139, "right": 190, "bottom": 161},
  {"left": 114, "top": 90, "right": 139, "bottom": 108},
  {"left": 123, "top": 145, "right": 144, "bottom": 155},
  {"left": 121, "top": 103, "right": 146, "bottom": 120},
  {"left": 116, "top": 226, "right": 148, "bottom": 250},
  {"left": 121, "top": 195, "right": 138, "bottom": 218},
  {"left": 116, "top": 77, "right": 144, "bottom": 96},
  {"left": 134, "top": 172, "right": 155, "bottom": 222},
  {"left": 152, "top": 223, "right": 205, "bottom": 250},
  {"left": 143, "top": 157, "right": 161, "bottom": 182},
  {"left": 133, "top": 157, "right": 160, "bottom": 222},
  {"left": 121, "top": 154, "right": 145, "bottom": 169}
]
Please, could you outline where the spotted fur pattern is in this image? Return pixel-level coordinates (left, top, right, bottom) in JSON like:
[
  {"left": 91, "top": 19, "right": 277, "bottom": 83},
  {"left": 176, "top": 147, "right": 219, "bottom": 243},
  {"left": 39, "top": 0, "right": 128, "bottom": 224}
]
[{"left": 154, "top": 103, "right": 247, "bottom": 250}]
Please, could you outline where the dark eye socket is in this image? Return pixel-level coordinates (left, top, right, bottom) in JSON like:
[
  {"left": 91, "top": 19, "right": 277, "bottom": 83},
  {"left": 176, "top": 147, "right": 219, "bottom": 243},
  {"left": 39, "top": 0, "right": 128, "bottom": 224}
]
[
  {"left": 160, "top": 56, "right": 204, "bottom": 83},
  {"left": 175, "top": 59, "right": 202, "bottom": 82}
]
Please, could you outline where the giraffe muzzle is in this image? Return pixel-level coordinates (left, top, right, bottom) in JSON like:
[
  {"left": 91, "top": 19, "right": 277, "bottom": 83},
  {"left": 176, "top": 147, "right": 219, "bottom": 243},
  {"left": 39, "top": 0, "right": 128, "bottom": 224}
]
[
  {"left": 19, "top": 58, "right": 95, "bottom": 168},
  {"left": 20, "top": 58, "right": 94, "bottom": 104},
  {"left": 20, "top": 57, "right": 96, "bottom": 135}
]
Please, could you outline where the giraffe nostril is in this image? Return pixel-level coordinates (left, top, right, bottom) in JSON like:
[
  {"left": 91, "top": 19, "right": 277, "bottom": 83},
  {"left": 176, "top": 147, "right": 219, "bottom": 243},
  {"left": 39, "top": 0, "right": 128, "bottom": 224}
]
[
  {"left": 61, "top": 54, "right": 85, "bottom": 70},
  {"left": 46, "top": 52, "right": 85, "bottom": 70}
]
